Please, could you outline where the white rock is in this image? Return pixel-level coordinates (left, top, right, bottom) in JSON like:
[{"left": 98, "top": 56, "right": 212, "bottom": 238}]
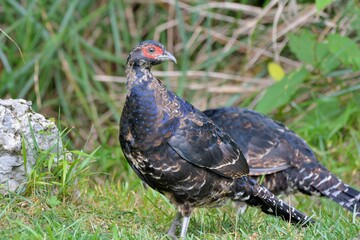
[{"left": 0, "top": 99, "right": 70, "bottom": 194}]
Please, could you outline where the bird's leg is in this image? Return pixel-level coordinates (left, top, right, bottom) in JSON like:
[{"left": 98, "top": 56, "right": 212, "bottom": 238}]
[
  {"left": 179, "top": 215, "right": 190, "bottom": 238},
  {"left": 235, "top": 202, "right": 248, "bottom": 215},
  {"left": 167, "top": 212, "right": 181, "bottom": 238}
]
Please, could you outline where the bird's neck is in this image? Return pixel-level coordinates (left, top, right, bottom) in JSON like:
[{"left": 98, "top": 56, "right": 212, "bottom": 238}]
[{"left": 126, "top": 61, "right": 155, "bottom": 91}]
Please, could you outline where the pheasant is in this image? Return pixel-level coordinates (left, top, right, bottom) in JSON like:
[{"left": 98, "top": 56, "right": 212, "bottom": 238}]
[
  {"left": 204, "top": 107, "right": 360, "bottom": 216},
  {"left": 119, "top": 40, "right": 314, "bottom": 238}
]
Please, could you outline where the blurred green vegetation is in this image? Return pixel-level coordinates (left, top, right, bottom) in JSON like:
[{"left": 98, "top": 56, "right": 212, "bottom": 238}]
[
  {"left": 1, "top": 0, "right": 359, "bottom": 147},
  {"left": 0, "top": 0, "right": 359, "bottom": 238}
]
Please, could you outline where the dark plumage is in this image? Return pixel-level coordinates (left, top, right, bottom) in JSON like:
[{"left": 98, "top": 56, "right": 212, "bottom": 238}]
[
  {"left": 204, "top": 107, "right": 360, "bottom": 216},
  {"left": 119, "top": 41, "right": 313, "bottom": 238}
]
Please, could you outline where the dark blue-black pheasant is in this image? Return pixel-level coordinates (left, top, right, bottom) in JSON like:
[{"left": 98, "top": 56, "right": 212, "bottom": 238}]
[
  {"left": 204, "top": 107, "right": 360, "bottom": 217},
  {"left": 119, "top": 41, "right": 313, "bottom": 238}
]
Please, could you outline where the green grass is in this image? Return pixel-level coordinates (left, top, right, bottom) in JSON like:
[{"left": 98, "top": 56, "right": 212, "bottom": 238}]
[
  {"left": 0, "top": 175, "right": 359, "bottom": 239},
  {"left": 1, "top": 0, "right": 360, "bottom": 239},
  {"left": 0, "top": 127, "right": 358, "bottom": 239}
]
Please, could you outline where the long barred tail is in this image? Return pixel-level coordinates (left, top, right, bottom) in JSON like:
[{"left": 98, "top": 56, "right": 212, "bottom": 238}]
[
  {"left": 297, "top": 168, "right": 360, "bottom": 216},
  {"left": 235, "top": 176, "right": 314, "bottom": 226},
  {"left": 328, "top": 185, "right": 360, "bottom": 216}
]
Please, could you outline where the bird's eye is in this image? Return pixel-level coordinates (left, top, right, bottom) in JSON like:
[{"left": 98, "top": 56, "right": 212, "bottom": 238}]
[{"left": 148, "top": 47, "right": 155, "bottom": 53}]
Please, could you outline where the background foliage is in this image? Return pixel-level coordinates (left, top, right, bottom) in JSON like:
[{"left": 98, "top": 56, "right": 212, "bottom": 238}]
[{"left": 0, "top": 0, "right": 359, "bottom": 239}]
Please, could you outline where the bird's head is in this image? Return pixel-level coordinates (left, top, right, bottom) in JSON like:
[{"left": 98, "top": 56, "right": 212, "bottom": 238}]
[{"left": 126, "top": 40, "right": 177, "bottom": 67}]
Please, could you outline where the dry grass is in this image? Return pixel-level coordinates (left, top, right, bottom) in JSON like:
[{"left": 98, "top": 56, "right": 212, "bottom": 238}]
[
  {"left": 94, "top": 0, "right": 358, "bottom": 121},
  {"left": 1, "top": 1, "right": 358, "bottom": 148}
]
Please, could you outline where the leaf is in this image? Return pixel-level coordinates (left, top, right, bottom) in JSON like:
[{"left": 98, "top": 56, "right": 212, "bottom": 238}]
[
  {"left": 315, "top": 0, "right": 333, "bottom": 11},
  {"left": 46, "top": 196, "right": 61, "bottom": 208},
  {"left": 255, "top": 68, "right": 309, "bottom": 114},
  {"left": 327, "top": 105, "right": 355, "bottom": 138},
  {"left": 327, "top": 34, "right": 360, "bottom": 70},
  {"left": 288, "top": 31, "right": 341, "bottom": 74},
  {"left": 303, "top": 97, "right": 356, "bottom": 139},
  {"left": 288, "top": 31, "right": 317, "bottom": 65},
  {"left": 21, "top": 135, "right": 27, "bottom": 172},
  {"left": 315, "top": 43, "right": 340, "bottom": 74},
  {"left": 268, "top": 62, "right": 285, "bottom": 81}
]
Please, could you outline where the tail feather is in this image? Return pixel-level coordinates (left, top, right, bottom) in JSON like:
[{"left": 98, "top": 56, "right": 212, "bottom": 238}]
[
  {"left": 235, "top": 177, "right": 314, "bottom": 226},
  {"left": 325, "top": 184, "right": 360, "bottom": 216},
  {"left": 294, "top": 167, "right": 360, "bottom": 216}
]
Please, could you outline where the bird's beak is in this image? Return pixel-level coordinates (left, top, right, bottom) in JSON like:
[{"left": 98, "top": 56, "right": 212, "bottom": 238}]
[{"left": 158, "top": 50, "right": 177, "bottom": 64}]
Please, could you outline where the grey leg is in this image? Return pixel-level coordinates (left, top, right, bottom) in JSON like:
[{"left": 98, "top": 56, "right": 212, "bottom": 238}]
[
  {"left": 179, "top": 215, "right": 190, "bottom": 239},
  {"left": 167, "top": 212, "right": 181, "bottom": 238},
  {"left": 236, "top": 202, "right": 248, "bottom": 215}
]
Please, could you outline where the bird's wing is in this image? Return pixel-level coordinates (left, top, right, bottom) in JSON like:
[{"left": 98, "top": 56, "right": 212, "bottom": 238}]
[
  {"left": 249, "top": 164, "right": 291, "bottom": 175},
  {"left": 167, "top": 110, "right": 249, "bottom": 179},
  {"left": 204, "top": 107, "right": 293, "bottom": 175},
  {"left": 245, "top": 134, "right": 294, "bottom": 175}
]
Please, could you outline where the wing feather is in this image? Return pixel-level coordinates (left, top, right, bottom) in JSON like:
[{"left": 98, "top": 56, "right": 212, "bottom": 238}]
[{"left": 167, "top": 111, "right": 249, "bottom": 178}]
